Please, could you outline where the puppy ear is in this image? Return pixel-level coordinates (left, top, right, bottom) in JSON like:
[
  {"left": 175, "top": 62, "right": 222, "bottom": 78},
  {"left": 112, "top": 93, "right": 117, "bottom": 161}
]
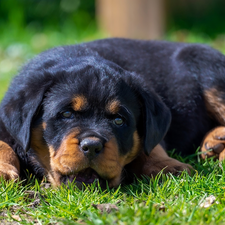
[
  {"left": 127, "top": 75, "right": 171, "bottom": 155},
  {"left": 138, "top": 88, "right": 171, "bottom": 155},
  {"left": 0, "top": 77, "right": 52, "bottom": 152}
]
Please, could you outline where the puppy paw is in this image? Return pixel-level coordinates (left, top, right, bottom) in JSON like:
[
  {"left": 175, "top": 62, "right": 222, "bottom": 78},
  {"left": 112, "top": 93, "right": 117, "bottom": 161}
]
[
  {"left": 0, "top": 163, "right": 19, "bottom": 181},
  {"left": 201, "top": 126, "right": 225, "bottom": 161},
  {"left": 145, "top": 158, "right": 193, "bottom": 177},
  {"left": 163, "top": 160, "right": 193, "bottom": 175}
]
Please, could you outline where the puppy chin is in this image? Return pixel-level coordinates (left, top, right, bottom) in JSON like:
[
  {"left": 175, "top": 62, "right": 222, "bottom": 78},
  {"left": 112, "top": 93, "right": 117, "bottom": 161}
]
[{"left": 47, "top": 168, "right": 122, "bottom": 189}]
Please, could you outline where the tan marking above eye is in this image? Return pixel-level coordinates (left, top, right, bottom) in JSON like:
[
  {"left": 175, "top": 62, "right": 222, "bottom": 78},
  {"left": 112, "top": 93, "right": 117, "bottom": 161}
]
[
  {"left": 72, "top": 95, "right": 88, "bottom": 111},
  {"left": 42, "top": 122, "right": 47, "bottom": 130},
  {"left": 106, "top": 100, "right": 120, "bottom": 114}
]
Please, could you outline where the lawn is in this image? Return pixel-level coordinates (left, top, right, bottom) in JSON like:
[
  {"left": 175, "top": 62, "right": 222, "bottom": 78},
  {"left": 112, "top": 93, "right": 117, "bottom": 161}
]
[
  {"left": 1, "top": 32, "right": 225, "bottom": 224},
  {"left": 1, "top": 158, "right": 225, "bottom": 224}
]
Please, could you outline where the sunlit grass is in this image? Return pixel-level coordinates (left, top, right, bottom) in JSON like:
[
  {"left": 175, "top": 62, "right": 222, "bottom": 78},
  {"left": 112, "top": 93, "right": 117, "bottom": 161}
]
[{"left": 1, "top": 158, "right": 225, "bottom": 224}]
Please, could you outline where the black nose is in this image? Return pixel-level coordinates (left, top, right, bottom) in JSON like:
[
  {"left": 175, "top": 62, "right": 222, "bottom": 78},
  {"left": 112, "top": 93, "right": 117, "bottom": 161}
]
[{"left": 80, "top": 138, "right": 103, "bottom": 159}]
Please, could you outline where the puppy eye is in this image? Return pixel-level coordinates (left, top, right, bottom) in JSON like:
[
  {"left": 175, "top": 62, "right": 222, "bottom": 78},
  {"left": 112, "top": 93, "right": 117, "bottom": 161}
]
[
  {"left": 113, "top": 117, "right": 124, "bottom": 126},
  {"left": 61, "top": 111, "right": 73, "bottom": 119}
]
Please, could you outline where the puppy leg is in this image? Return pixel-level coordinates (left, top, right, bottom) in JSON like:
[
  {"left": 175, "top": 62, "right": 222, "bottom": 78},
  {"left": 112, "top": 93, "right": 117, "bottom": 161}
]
[
  {"left": 0, "top": 141, "right": 20, "bottom": 180},
  {"left": 128, "top": 144, "right": 192, "bottom": 177},
  {"left": 202, "top": 88, "right": 225, "bottom": 160}
]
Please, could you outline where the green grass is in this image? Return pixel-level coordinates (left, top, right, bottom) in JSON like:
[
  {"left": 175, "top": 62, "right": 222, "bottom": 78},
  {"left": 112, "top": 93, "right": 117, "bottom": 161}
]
[
  {"left": 1, "top": 158, "right": 225, "bottom": 224},
  {"left": 1, "top": 31, "right": 225, "bottom": 224}
]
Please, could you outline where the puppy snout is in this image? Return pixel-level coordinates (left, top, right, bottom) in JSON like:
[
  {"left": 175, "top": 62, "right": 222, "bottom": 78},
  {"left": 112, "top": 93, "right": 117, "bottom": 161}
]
[{"left": 80, "top": 138, "right": 103, "bottom": 159}]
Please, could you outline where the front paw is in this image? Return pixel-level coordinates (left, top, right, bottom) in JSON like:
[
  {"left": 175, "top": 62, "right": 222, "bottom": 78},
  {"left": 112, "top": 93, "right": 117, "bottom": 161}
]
[
  {"left": 145, "top": 159, "right": 193, "bottom": 177},
  {"left": 201, "top": 126, "right": 225, "bottom": 161},
  {"left": 0, "top": 163, "right": 19, "bottom": 180}
]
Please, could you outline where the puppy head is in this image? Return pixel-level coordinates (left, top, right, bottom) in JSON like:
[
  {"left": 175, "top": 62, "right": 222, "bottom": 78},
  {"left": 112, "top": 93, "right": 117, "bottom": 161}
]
[{"left": 1, "top": 54, "right": 170, "bottom": 188}]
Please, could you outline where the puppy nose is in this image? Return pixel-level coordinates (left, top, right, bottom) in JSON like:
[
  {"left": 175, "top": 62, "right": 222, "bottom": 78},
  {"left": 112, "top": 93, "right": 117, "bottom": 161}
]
[{"left": 80, "top": 138, "right": 103, "bottom": 158}]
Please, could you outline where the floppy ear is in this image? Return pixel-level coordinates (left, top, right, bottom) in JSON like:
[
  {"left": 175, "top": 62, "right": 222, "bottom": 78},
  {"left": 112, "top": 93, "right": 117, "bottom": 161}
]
[
  {"left": 0, "top": 78, "right": 52, "bottom": 152},
  {"left": 138, "top": 87, "right": 171, "bottom": 155},
  {"left": 126, "top": 75, "right": 171, "bottom": 155}
]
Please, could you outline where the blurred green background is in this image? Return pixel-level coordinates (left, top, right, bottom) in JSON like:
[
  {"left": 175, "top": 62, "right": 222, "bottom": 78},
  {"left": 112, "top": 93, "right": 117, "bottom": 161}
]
[
  {"left": 0, "top": 0, "right": 99, "bottom": 99},
  {"left": 1, "top": 0, "right": 225, "bottom": 99}
]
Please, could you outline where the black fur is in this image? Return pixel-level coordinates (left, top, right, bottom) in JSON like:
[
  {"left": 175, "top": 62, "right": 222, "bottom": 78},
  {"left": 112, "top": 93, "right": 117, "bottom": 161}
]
[{"left": 0, "top": 38, "right": 223, "bottom": 180}]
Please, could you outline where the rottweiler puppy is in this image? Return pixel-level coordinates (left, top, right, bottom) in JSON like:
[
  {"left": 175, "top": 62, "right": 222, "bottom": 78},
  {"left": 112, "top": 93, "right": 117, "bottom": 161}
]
[{"left": 0, "top": 38, "right": 223, "bottom": 188}]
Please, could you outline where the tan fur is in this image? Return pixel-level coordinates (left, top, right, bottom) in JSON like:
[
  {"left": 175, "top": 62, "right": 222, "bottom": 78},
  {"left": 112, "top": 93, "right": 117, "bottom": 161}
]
[
  {"left": 48, "top": 130, "right": 141, "bottom": 188},
  {"left": 72, "top": 95, "right": 87, "bottom": 111},
  {"left": 94, "top": 137, "right": 123, "bottom": 187},
  {"left": 93, "top": 131, "right": 141, "bottom": 188},
  {"left": 30, "top": 123, "right": 50, "bottom": 171},
  {"left": 42, "top": 122, "right": 47, "bottom": 130},
  {"left": 106, "top": 100, "right": 120, "bottom": 114},
  {"left": 49, "top": 131, "right": 86, "bottom": 173},
  {"left": 49, "top": 134, "right": 122, "bottom": 187},
  {"left": 204, "top": 88, "right": 225, "bottom": 125},
  {"left": 48, "top": 129, "right": 87, "bottom": 186},
  {"left": 0, "top": 141, "right": 20, "bottom": 180},
  {"left": 120, "top": 131, "right": 141, "bottom": 165},
  {"left": 200, "top": 126, "right": 225, "bottom": 161},
  {"left": 127, "top": 144, "right": 192, "bottom": 177}
]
